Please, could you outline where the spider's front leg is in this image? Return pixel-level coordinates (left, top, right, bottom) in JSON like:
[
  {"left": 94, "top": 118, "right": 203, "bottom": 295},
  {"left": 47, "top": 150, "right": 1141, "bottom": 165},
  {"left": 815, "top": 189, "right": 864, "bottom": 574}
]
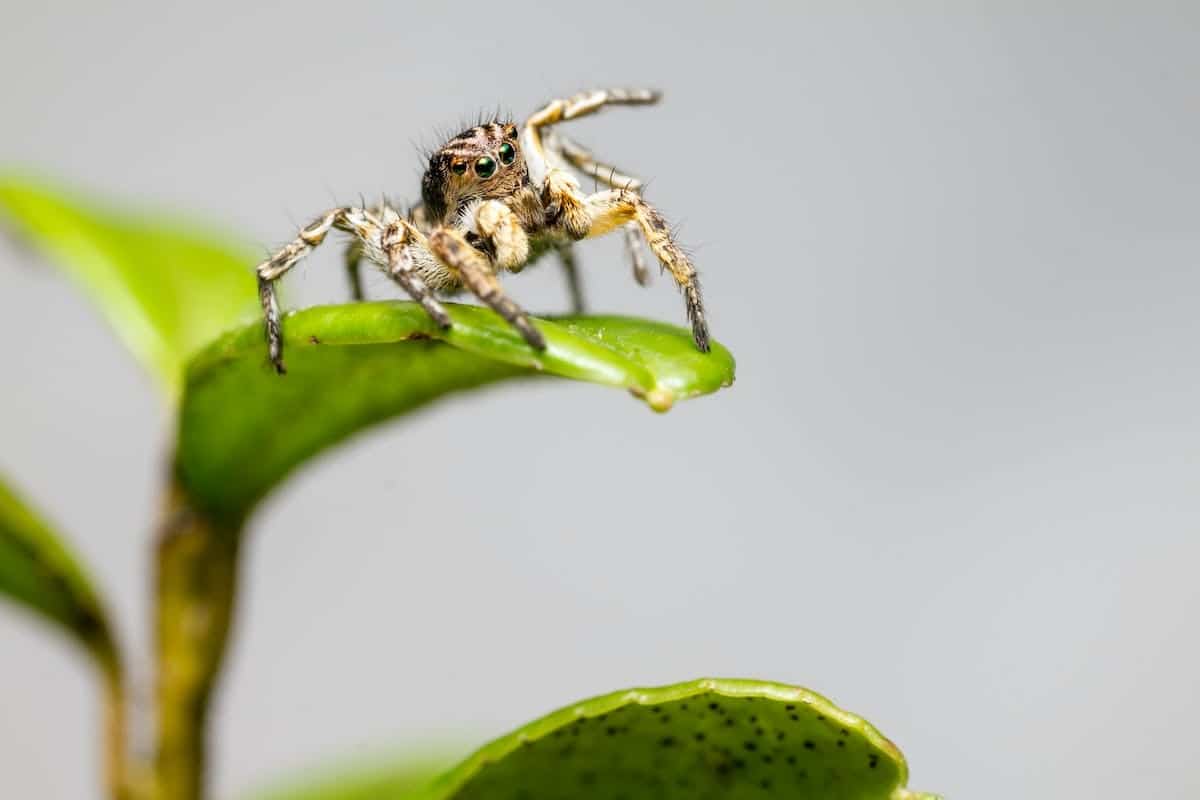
[
  {"left": 256, "top": 206, "right": 382, "bottom": 373},
  {"left": 256, "top": 205, "right": 449, "bottom": 374},
  {"left": 426, "top": 224, "right": 545, "bottom": 351},
  {"left": 377, "top": 206, "right": 452, "bottom": 330}
]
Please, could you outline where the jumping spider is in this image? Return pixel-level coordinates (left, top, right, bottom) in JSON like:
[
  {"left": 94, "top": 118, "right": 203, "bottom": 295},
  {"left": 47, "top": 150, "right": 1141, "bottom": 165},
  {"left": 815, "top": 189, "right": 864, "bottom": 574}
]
[{"left": 256, "top": 88, "right": 710, "bottom": 374}]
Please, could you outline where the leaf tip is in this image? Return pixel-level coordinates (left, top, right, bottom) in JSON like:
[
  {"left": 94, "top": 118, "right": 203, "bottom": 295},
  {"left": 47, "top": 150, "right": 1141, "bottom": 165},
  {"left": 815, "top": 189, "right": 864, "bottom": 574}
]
[{"left": 638, "top": 386, "right": 676, "bottom": 412}]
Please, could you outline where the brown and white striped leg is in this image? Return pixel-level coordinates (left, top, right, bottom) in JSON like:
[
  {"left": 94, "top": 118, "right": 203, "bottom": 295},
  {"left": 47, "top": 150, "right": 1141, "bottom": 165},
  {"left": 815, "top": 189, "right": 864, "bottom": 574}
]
[
  {"left": 426, "top": 228, "right": 545, "bottom": 350},
  {"left": 555, "top": 243, "right": 586, "bottom": 313},
  {"left": 521, "top": 88, "right": 660, "bottom": 186},
  {"left": 545, "top": 130, "right": 653, "bottom": 287},
  {"left": 256, "top": 206, "right": 383, "bottom": 373},
  {"left": 583, "top": 190, "right": 709, "bottom": 352},
  {"left": 377, "top": 207, "right": 451, "bottom": 329}
]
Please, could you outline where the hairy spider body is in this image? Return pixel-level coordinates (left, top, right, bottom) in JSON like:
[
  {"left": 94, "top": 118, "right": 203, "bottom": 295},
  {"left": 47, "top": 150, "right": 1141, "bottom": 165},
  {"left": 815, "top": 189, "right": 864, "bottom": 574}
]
[{"left": 256, "top": 88, "right": 709, "bottom": 374}]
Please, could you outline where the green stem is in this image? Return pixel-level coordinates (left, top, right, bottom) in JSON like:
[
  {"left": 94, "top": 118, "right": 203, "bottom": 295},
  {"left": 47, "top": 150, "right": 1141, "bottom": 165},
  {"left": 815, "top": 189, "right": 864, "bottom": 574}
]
[{"left": 153, "top": 483, "right": 242, "bottom": 800}]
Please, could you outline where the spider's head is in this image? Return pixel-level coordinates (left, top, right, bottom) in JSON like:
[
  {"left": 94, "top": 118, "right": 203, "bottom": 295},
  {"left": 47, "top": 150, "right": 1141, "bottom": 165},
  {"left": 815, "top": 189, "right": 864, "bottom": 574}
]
[{"left": 422, "top": 121, "right": 525, "bottom": 223}]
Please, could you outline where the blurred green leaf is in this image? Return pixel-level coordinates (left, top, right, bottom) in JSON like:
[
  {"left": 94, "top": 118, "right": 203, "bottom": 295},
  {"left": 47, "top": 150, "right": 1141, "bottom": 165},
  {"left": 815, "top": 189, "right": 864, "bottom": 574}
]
[
  {"left": 0, "top": 174, "right": 258, "bottom": 396},
  {"left": 251, "top": 679, "right": 938, "bottom": 800},
  {"left": 0, "top": 473, "right": 117, "bottom": 667},
  {"left": 245, "top": 753, "right": 454, "bottom": 800},
  {"left": 175, "top": 301, "right": 735, "bottom": 525}
]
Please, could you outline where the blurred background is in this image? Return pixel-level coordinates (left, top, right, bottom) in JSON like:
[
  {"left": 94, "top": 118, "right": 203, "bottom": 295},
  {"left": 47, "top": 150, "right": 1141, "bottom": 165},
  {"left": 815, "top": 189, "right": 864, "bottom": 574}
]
[{"left": 2, "top": 3, "right": 1198, "bottom": 798}]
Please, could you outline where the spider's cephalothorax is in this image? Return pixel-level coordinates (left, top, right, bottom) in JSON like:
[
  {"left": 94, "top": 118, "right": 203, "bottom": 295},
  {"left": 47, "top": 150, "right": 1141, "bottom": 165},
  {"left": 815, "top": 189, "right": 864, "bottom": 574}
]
[
  {"left": 256, "top": 88, "right": 710, "bottom": 374},
  {"left": 420, "top": 122, "right": 529, "bottom": 224}
]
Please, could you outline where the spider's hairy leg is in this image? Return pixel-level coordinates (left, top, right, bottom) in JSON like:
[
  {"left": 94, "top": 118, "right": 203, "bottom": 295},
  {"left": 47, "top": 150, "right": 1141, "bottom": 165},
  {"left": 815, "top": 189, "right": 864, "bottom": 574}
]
[
  {"left": 427, "top": 228, "right": 546, "bottom": 350},
  {"left": 343, "top": 239, "right": 366, "bottom": 301},
  {"left": 256, "top": 206, "right": 382, "bottom": 373},
  {"left": 555, "top": 243, "right": 586, "bottom": 314},
  {"left": 548, "top": 129, "right": 644, "bottom": 192},
  {"left": 377, "top": 206, "right": 451, "bottom": 329},
  {"left": 521, "top": 88, "right": 661, "bottom": 186},
  {"left": 583, "top": 190, "right": 710, "bottom": 352},
  {"left": 546, "top": 130, "right": 653, "bottom": 287},
  {"left": 623, "top": 224, "right": 652, "bottom": 287},
  {"left": 473, "top": 200, "right": 530, "bottom": 271}
]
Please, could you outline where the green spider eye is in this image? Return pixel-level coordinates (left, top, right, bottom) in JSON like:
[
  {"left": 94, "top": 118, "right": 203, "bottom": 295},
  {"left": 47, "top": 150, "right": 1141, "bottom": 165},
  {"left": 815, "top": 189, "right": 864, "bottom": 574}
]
[
  {"left": 498, "top": 142, "right": 516, "bottom": 165},
  {"left": 474, "top": 156, "right": 497, "bottom": 178},
  {"left": 450, "top": 161, "right": 467, "bottom": 176}
]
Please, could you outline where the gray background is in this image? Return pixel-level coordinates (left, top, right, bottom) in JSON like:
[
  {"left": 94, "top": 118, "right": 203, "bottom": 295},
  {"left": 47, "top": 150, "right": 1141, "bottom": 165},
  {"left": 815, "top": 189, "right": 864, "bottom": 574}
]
[{"left": 1, "top": 2, "right": 1197, "bottom": 798}]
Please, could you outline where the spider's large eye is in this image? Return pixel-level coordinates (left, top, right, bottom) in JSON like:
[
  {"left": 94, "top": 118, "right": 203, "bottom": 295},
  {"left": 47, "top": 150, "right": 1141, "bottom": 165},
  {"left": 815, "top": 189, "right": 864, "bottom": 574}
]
[
  {"left": 474, "top": 156, "right": 497, "bottom": 178},
  {"left": 498, "top": 142, "right": 516, "bottom": 165},
  {"left": 450, "top": 161, "right": 467, "bottom": 176}
]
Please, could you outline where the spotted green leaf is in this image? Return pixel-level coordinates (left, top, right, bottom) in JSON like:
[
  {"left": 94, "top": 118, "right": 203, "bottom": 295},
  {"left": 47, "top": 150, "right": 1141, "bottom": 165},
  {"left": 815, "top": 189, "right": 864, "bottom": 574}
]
[
  {"left": 176, "top": 301, "right": 735, "bottom": 525},
  {"left": 0, "top": 474, "right": 117, "bottom": 669},
  {"left": 0, "top": 174, "right": 258, "bottom": 396},
  {"left": 251, "top": 679, "right": 938, "bottom": 800}
]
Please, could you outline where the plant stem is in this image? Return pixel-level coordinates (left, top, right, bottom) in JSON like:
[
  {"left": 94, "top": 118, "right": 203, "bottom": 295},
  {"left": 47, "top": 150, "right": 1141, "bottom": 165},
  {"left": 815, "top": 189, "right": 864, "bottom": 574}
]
[
  {"left": 153, "top": 483, "right": 242, "bottom": 800},
  {"left": 98, "top": 650, "right": 133, "bottom": 800}
]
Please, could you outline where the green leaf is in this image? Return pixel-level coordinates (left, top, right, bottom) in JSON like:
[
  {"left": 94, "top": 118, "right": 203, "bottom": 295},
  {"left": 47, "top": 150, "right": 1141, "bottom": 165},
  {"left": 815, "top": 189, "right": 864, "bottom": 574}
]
[
  {"left": 423, "top": 678, "right": 938, "bottom": 800},
  {"left": 0, "top": 174, "right": 258, "bottom": 396},
  {"left": 0, "top": 474, "right": 117, "bottom": 667},
  {"left": 175, "top": 301, "right": 735, "bottom": 525},
  {"left": 249, "top": 679, "right": 938, "bottom": 800}
]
